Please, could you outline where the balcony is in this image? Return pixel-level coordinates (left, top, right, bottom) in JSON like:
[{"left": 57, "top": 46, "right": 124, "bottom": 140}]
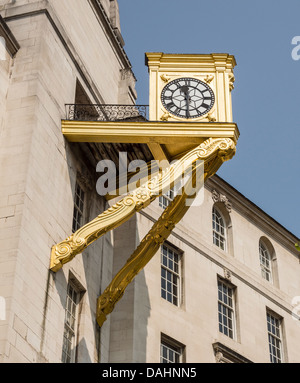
[{"left": 65, "top": 104, "right": 149, "bottom": 122}]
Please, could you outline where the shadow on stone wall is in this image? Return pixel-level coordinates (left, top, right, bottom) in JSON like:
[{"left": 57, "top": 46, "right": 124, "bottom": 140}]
[{"left": 107, "top": 215, "right": 151, "bottom": 363}]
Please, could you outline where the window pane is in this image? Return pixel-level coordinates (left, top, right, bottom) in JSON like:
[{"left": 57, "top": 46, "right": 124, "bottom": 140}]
[
  {"left": 160, "top": 340, "right": 182, "bottom": 363},
  {"left": 267, "top": 312, "right": 282, "bottom": 363},
  {"left": 218, "top": 280, "right": 235, "bottom": 339},
  {"left": 161, "top": 244, "right": 181, "bottom": 306},
  {"left": 72, "top": 182, "right": 85, "bottom": 233},
  {"left": 159, "top": 188, "right": 175, "bottom": 209},
  {"left": 260, "top": 242, "right": 273, "bottom": 283},
  {"left": 62, "top": 283, "right": 79, "bottom": 363},
  {"left": 212, "top": 208, "right": 226, "bottom": 250}
]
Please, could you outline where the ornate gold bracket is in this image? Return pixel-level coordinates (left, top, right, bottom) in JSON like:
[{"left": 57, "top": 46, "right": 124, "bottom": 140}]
[
  {"left": 50, "top": 137, "right": 235, "bottom": 272},
  {"left": 96, "top": 137, "right": 236, "bottom": 326}
]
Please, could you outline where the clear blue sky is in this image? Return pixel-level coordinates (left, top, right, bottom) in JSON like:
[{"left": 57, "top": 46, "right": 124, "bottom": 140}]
[{"left": 118, "top": 0, "right": 300, "bottom": 238}]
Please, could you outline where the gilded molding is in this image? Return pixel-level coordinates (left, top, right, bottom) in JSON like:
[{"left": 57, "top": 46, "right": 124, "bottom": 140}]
[
  {"left": 96, "top": 137, "right": 236, "bottom": 326},
  {"left": 61, "top": 120, "right": 240, "bottom": 145}
]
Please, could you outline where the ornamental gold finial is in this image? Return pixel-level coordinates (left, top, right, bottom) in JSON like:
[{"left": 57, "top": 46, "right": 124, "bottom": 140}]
[
  {"left": 207, "top": 112, "right": 216, "bottom": 122},
  {"left": 204, "top": 74, "right": 214, "bottom": 84},
  {"left": 160, "top": 73, "right": 171, "bottom": 83},
  {"left": 160, "top": 112, "right": 170, "bottom": 121},
  {"left": 228, "top": 73, "right": 235, "bottom": 91}
]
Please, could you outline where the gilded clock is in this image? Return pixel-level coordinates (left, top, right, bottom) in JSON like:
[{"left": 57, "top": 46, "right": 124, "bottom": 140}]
[{"left": 161, "top": 77, "right": 215, "bottom": 119}]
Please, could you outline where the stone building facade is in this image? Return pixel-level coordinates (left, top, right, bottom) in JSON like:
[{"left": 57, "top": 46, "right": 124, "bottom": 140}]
[{"left": 0, "top": 0, "right": 299, "bottom": 363}]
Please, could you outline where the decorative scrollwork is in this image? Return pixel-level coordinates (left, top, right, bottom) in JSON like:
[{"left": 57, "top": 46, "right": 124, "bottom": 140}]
[{"left": 50, "top": 137, "right": 236, "bottom": 273}]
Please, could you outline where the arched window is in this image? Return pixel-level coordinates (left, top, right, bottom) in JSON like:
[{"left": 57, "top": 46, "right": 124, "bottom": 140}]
[
  {"left": 259, "top": 239, "right": 275, "bottom": 283},
  {"left": 258, "top": 237, "right": 280, "bottom": 287},
  {"left": 212, "top": 207, "right": 226, "bottom": 251}
]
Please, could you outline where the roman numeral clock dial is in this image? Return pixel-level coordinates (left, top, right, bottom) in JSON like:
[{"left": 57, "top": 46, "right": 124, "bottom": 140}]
[{"left": 161, "top": 77, "right": 215, "bottom": 119}]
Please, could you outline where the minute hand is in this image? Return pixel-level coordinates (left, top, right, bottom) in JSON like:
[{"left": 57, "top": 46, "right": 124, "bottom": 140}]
[{"left": 181, "top": 86, "right": 190, "bottom": 118}]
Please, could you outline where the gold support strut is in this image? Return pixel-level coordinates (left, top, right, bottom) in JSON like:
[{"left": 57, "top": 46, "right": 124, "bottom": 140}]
[{"left": 95, "top": 137, "right": 236, "bottom": 326}]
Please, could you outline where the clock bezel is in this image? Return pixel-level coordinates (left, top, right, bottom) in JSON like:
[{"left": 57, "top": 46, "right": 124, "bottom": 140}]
[{"left": 160, "top": 77, "right": 215, "bottom": 120}]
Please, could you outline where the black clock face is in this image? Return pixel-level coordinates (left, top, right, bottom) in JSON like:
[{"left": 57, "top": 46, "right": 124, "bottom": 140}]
[{"left": 161, "top": 77, "right": 215, "bottom": 119}]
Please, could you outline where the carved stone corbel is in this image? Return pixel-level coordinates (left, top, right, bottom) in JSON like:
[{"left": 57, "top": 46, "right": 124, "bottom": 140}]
[
  {"left": 215, "top": 351, "right": 224, "bottom": 363},
  {"left": 223, "top": 268, "right": 232, "bottom": 281}
]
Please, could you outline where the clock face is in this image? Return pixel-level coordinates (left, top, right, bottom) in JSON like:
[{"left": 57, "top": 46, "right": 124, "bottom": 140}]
[{"left": 161, "top": 77, "right": 215, "bottom": 119}]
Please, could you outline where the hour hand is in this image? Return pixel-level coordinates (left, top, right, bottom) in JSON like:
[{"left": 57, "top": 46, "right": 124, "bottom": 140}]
[{"left": 181, "top": 85, "right": 189, "bottom": 95}]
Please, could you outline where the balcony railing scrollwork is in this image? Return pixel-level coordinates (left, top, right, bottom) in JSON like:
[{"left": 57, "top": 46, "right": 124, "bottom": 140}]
[{"left": 66, "top": 104, "right": 149, "bottom": 122}]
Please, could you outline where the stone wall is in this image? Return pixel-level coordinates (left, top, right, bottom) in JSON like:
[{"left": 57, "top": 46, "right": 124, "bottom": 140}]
[{"left": 0, "top": 0, "right": 136, "bottom": 362}]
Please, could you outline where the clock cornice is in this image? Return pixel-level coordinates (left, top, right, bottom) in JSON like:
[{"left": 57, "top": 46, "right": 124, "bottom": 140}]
[{"left": 145, "top": 52, "right": 237, "bottom": 71}]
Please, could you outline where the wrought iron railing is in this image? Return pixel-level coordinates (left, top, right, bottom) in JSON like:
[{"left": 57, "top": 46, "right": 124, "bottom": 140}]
[{"left": 65, "top": 104, "right": 149, "bottom": 122}]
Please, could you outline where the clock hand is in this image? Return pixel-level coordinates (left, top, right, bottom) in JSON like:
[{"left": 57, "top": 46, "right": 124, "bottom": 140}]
[{"left": 181, "top": 86, "right": 190, "bottom": 118}]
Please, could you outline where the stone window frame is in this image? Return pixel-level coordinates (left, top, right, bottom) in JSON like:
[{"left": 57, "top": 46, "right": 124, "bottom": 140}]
[
  {"left": 61, "top": 273, "right": 86, "bottom": 363},
  {"left": 61, "top": 281, "right": 80, "bottom": 363},
  {"left": 259, "top": 240, "right": 273, "bottom": 283},
  {"left": 217, "top": 277, "right": 237, "bottom": 340},
  {"left": 266, "top": 310, "right": 284, "bottom": 363},
  {"left": 0, "top": 15, "right": 20, "bottom": 58},
  {"left": 160, "top": 242, "right": 183, "bottom": 307},
  {"left": 160, "top": 333, "right": 185, "bottom": 363},
  {"left": 212, "top": 206, "right": 227, "bottom": 251},
  {"left": 258, "top": 237, "right": 279, "bottom": 287},
  {"left": 72, "top": 180, "right": 85, "bottom": 233},
  {"left": 211, "top": 190, "right": 234, "bottom": 256}
]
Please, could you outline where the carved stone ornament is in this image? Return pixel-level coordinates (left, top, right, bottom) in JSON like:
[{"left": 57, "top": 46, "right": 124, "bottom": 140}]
[
  {"left": 223, "top": 268, "right": 232, "bottom": 281},
  {"left": 120, "top": 68, "right": 132, "bottom": 80},
  {"left": 212, "top": 189, "right": 232, "bottom": 212},
  {"left": 215, "top": 351, "right": 224, "bottom": 363}
]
